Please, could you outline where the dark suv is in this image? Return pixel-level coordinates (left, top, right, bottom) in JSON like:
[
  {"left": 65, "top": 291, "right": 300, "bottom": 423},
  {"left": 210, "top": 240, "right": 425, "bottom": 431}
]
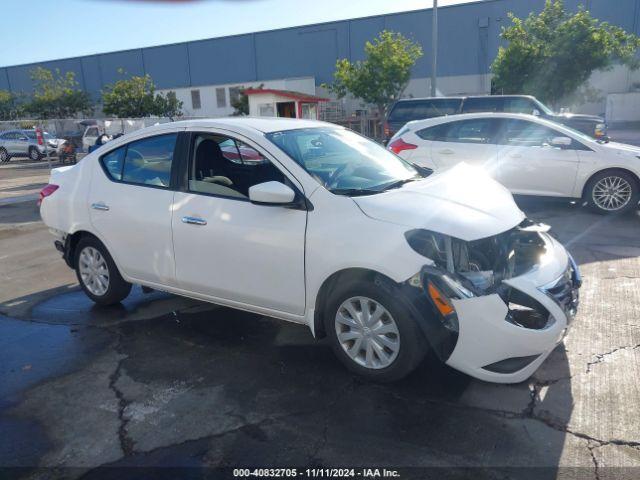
[{"left": 385, "top": 95, "right": 607, "bottom": 141}]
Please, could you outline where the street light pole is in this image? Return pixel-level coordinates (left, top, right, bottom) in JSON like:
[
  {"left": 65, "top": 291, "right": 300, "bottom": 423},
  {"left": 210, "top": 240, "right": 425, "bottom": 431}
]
[{"left": 430, "top": 0, "right": 438, "bottom": 97}]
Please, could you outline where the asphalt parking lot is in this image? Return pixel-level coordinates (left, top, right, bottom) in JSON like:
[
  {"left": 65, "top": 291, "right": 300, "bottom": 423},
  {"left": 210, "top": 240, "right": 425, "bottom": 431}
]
[{"left": 1, "top": 157, "right": 639, "bottom": 480}]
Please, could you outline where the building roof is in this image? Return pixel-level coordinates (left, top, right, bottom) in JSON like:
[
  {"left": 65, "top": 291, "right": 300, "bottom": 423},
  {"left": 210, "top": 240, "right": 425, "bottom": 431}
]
[{"left": 243, "top": 89, "right": 329, "bottom": 103}]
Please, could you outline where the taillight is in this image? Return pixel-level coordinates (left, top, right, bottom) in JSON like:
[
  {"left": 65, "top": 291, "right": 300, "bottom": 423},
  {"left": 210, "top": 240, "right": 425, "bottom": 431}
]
[
  {"left": 38, "top": 184, "right": 59, "bottom": 206},
  {"left": 388, "top": 138, "right": 418, "bottom": 155}
]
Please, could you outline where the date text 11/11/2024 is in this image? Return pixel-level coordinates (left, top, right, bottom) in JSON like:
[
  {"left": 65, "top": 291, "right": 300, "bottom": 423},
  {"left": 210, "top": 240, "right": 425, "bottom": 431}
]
[{"left": 232, "top": 468, "right": 401, "bottom": 478}]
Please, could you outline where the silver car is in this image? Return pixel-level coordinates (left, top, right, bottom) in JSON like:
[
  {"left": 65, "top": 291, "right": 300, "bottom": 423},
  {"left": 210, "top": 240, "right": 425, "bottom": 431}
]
[{"left": 0, "top": 129, "right": 62, "bottom": 162}]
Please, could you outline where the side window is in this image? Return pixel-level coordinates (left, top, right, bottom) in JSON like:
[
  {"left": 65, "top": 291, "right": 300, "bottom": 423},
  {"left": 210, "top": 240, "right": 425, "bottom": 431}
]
[
  {"left": 189, "top": 133, "right": 284, "bottom": 199},
  {"left": 443, "top": 119, "right": 496, "bottom": 144},
  {"left": 122, "top": 134, "right": 177, "bottom": 187},
  {"left": 503, "top": 98, "right": 537, "bottom": 114},
  {"left": 461, "top": 97, "right": 504, "bottom": 113},
  {"left": 389, "top": 99, "right": 461, "bottom": 123},
  {"left": 101, "top": 147, "right": 126, "bottom": 180},
  {"left": 86, "top": 127, "right": 99, "bottom": 137},
  {"left": 497, "top": 120, "right": 560, "bottom": 147},
  {"left": 416, "top": 123, "right": 450, "bottom": 141}
]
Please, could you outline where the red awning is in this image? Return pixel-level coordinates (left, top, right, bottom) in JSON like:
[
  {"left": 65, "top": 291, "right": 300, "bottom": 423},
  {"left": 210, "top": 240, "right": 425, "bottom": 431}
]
[{"left": 242, "top": 88, "right": 329, "bottom": 103}]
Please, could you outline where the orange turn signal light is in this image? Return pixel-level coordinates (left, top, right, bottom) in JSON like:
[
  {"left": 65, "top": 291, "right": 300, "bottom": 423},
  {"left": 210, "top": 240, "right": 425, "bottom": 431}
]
[{"left": 427, "top": 282, "right": 455, "bottom": 316}]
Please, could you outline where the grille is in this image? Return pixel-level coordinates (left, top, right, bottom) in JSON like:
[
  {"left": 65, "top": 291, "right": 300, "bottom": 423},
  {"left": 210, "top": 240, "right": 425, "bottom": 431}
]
[{"left": 541, "top": 262, "right": 580, "bottom": 321}]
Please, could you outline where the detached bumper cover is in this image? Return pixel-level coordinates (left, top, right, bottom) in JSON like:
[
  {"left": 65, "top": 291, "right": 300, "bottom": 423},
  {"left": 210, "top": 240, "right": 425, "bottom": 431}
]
[{"left": 444, "top": 235, "right": 580, "bottom": 383}]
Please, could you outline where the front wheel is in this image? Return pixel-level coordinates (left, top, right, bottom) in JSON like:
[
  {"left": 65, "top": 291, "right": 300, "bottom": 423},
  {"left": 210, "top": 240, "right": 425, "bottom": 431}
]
[
  {"left": 585, "top": 170, "right": 639, "bottom": 214},
  {"left": 0, "top": 148, "right": 9, "bottom": 163},
  {"left": 74, "top": 236, "right": 132, "bottom": 305},
  {"left": 28, "top": 146, "right": 42, "bottom": 161},
  {"left": 324, "top": 279, "right": 427, "bottom": 382}
]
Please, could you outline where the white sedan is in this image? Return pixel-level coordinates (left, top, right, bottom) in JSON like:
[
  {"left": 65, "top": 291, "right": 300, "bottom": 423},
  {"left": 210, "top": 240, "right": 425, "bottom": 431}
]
[
  {"left": 40, "top": 118, "right": 580, "bottom": 383},
  {"left": 388, "top": 112, "right": 640, "bottom": 214}
]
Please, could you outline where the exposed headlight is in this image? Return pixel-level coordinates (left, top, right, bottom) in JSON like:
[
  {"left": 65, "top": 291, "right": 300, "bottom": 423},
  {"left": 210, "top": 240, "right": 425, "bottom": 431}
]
[{"left": 404, "top": 229, "right": 448, "bottom": 265}]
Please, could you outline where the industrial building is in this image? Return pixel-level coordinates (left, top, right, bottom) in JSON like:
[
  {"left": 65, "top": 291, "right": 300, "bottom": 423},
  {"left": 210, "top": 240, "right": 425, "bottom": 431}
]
[{"left": 1, "top": 0, "right": 639, "bottom": 122}]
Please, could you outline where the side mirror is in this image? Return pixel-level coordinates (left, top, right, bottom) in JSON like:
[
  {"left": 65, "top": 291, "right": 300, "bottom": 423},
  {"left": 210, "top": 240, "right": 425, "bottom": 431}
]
[
  {"left": 532, "top": 108, "right": 541, "bottom": 116},
  {"left": 550, "top": 136, "right": 572, "bottom": 148},
  {"left": 249, "top": 181, "right": 296, "bottom": 205}
]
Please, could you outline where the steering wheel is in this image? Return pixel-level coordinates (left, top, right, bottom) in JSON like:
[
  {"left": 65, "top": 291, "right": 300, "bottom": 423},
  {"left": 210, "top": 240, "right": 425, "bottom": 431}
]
[{"left": 327, "top": 163, "right": 350, "bottom": 189}]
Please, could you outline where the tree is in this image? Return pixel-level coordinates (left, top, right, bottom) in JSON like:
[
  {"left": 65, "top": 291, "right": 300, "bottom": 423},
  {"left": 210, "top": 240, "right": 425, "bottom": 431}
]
[
  {"left": 25, "top": 67, "right": 92, "bottom": 119},
  {"left": 323, "top": 30, "right": 423, "bottom": 126},
  {"left": 102, "top": 72, "right": 158, "bottom": 118},
  {"left": 102, "top": 72, "right": 183, "bottom": 118},
  {"left": 491, "top": 0, "right": 640, "bottom": 107},
  {"left": 231, "top": 84, "right": 263, "bottom": 116},
  {"left": 0, "top": 90, "right": 22, "bottom": 120},
  {"left": 154, "top": 91, "right": 183, "bottom": 120}
]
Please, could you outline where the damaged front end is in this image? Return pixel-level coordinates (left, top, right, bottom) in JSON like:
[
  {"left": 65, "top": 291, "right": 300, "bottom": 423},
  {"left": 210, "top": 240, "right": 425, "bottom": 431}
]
[{"left": 402, "top": 219, "right": 581, "bottom": 382}]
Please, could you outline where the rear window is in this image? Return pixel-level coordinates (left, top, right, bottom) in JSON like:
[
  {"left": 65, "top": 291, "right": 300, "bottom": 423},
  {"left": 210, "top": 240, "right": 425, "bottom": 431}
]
[
  {"left": 388, "top": 99, "right": 462, "bottom": 123},
  {"left": 100, "top": 133, "right": 177, "bottom": 188}
]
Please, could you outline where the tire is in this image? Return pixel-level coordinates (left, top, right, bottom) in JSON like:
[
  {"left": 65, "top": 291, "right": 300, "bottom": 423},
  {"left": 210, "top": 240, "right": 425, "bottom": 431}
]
[
  {"left": 74, "top": 236, "right": 132, "bottom": 306},
  {"left": 0, "top": 148, "right": 9, "bottom": 163},
  {"left": 28, "top": 146, "right": 42, "bottom": 161},
  {"left": 584, "top": 170, "right": 639, "bottom": 215},
  {"left": 324, "top": 279, "right": 427, "bottom": 382}
]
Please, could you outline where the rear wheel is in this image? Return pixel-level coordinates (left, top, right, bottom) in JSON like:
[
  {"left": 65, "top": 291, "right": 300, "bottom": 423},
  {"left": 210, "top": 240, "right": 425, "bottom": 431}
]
[
  {"left": 324, "top": 279, "right": 427, "bottom": 382},
  {"left": 74, "top": 236, "right": 131, "bottom": 305},
  {"left": 585, "top": 170, "right": 639, "bottom": 214},
  {"left": 0, "top": 148, "right": 9, "bottom": 163},
  {"left": 28, "top": 146, "right": 42, "bottom": 161}
]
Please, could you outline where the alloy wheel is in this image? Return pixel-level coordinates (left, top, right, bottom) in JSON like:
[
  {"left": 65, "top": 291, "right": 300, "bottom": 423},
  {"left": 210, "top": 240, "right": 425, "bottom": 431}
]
[
  {"left": 0, "top": 149, "right": 7, "bottom": 162},
  {"left": 592, "top": 176, "right": 633, "bottom": 211},
  {"left": 29, "top": 148, "right": 40, "bottom": 160},
  {"left": 78, "top": 246, "right": 110, "bottom": 296},
  {"left": 334, "top": 296, "right": 400, "bottom": 369}
]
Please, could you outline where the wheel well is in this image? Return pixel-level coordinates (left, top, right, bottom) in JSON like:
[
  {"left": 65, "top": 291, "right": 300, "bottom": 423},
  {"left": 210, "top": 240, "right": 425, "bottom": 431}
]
[
  {"left": 312, "top": 268, "right": 397, "bottom": 339},
  {"left": 582, "top": 168, "right": 640, "bottom": 199},
  {"left": 65, "top": 230, "right": 99, "bottom": 268}
]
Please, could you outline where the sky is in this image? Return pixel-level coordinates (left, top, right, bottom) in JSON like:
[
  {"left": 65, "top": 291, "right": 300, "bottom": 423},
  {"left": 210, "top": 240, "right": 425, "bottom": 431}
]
[{"left": 0, "top": 0, "right": 475, "bottom": 67}]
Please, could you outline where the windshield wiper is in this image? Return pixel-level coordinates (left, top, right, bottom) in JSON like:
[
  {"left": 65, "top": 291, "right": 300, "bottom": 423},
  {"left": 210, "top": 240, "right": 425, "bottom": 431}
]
[
  {"left": 330, "top": 188, "right": 380, "bottom": 197},
  {"left": 377, "top": 177, "right": 419, "bottom": 192}
]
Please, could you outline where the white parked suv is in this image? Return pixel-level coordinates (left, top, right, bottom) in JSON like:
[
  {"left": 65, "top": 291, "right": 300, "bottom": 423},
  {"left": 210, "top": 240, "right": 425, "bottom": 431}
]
[
  {"left": 388, "top": 113, "right": 640, "bottom": 214},
  {"left": 40, "top": 118, "right": 581, "bottom": 382}
]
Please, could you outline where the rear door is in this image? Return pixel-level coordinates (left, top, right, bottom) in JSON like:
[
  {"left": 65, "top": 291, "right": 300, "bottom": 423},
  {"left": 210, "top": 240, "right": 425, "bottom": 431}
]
[
  {"left": 88, "top": 131, "right": 184, "bottom": 286},
  {"left": 494, "top": 119, "right": 581, "bottom": 197},
  {"left": 428, "top": 118, "right": 500, "bottom": 171}
]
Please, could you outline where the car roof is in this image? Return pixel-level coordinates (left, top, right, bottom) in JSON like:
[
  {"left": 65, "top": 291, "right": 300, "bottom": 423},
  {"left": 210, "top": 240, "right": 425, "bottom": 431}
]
[
  {"left": 156, "top": 117, "right": 339, "bottom": 134},
  {"left": 402, "top": 112, "right": 564, "bottom": 130},
  {"left": 394, "top": 97, "right": 464, "bottom": 103}
]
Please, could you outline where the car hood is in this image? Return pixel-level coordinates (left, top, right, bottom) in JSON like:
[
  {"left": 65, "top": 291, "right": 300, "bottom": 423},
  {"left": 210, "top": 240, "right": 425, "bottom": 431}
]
[
  {"left": 600, "top": 141, "right": 640, "bottom": 156},
  {"left": 352, "top": 163, "right": 525, "bottom": 241},
  {"left": 554, "top": 113, "right": 604, "bottom": 123}
]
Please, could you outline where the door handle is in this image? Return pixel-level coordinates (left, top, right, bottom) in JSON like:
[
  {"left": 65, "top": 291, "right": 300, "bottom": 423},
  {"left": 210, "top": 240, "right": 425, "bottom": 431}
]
[
  {"left": 182, "top": 216, "right": 207, "bottom": 226},
  {"left": 509, "top": 153, "right": 523, "bottom": 158},
  {"left": 91, "top": 202, "right": 109, "bottom": 211},
  {"left": 438, "top": 149, "right": 455, "bottom": 155}
]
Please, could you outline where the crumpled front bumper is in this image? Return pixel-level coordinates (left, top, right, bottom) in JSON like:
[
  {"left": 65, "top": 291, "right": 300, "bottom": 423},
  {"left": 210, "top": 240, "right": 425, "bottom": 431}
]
[{"left": 444, "top": 234, "right": 580, "bottom": 383}]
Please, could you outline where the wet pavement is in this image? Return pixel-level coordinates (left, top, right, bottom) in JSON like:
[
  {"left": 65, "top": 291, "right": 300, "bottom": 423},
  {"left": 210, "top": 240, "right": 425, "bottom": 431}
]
[{"left": 1, "top": 198, "right": 639, "bottom": 480}]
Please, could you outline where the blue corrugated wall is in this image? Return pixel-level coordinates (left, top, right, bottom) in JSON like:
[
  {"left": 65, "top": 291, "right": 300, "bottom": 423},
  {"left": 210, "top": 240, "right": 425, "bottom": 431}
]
[{"left": 0, "top": 0, "right": 638, "bottom": 98}]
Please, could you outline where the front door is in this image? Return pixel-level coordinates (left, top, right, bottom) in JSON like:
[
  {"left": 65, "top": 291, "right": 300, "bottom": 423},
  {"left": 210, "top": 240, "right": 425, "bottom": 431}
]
[
  {"left": 88, "top": 132, "right": 180, "bottom": 286},
  {"left": 429, "top": 118, "right": 500, "bottom": 173},
  {"left": 171, "top": 130, "right": 307, "bottom": 315},
  {"left": 495, "top": 119, "right": 581, "bottom": 197}
]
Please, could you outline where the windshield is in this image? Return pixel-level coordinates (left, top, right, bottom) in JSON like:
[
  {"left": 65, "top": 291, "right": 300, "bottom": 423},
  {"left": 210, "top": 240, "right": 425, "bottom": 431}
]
[
  {"left": 533, "top": 99, "right": 555, "bottom": 116},
  {"left": 266, "top": 127, "right": 419, "bottom": 195}
]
